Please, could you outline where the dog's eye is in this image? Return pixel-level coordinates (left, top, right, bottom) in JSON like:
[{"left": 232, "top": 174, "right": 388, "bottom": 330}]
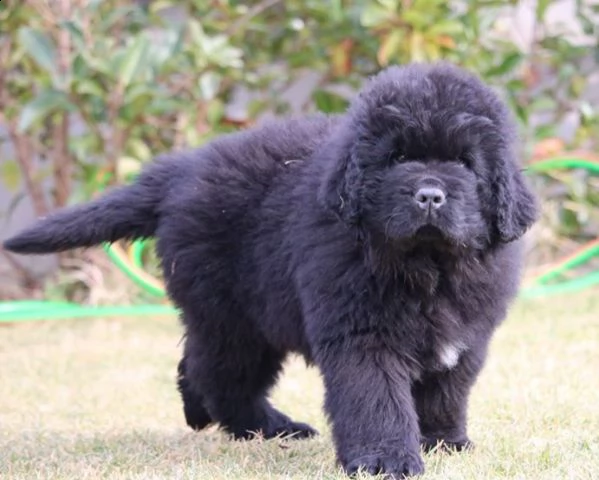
[{"left": 456, "top": 154, "right": 473, "bottom": 168}]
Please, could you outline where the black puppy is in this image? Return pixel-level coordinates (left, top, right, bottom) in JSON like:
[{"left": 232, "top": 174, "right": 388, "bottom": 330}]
[{"left": 4, "top": 62, "right": 537, "bottom": 478}]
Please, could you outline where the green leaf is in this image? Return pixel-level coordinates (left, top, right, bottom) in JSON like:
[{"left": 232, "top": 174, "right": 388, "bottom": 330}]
[
  {"left": 558, "top": 208, "right": 580, "bottom": 236},
  {"left": 108, "top": 50, "right": 127, "bottom": 77},
  {"left": 188, "top": 20, "right": 243, "bottom": 68},
  {"left": 247, "top": 99, "right": 270, "bottom": 117},
  {"left": 185, "top": 124, "right": 203, "bottom": 147},
  {"left": 119, "top": 35, "right": 151, "bottom": 87},
  {"left": 580, "top": 102, "right": 595, "bottom": 123},
  {"left": 402, "top": 9, "right": 431, "bottom": 29},
  {"left": 146, "top": 27, "right": 184, "bottom": 70},
  {"left": 423, "top": 41, "right": 442, "bottom": 61},
  {"left": 69, "top": 133, "right": 102, "bottom": 161},
  {"left": 558, "top": 63, "right": 576, "bottom": 80},
  {"left": 378, "top": 30, "right": 404, "bottom": 66},
  {"left": 198, "top": 72, "right": 222, "bottom": 100},
  {"left": 536, "top": 0, "right": 552, "bottom": 19},
  {"left": 72, "top": 54, "right": 89, "bottom": 77},
  {"left": 124, "top": 84, "right": 155, "bottom": 104},
  {"left": 360, "top": 4, "right": 392, "bottom": 27},
  {"left": 513, "top": 102, "right": 529, "bottom": 125},
  {"left": 506, "top": 78, "right": 525, "bottom": 92},
  {"left": 100, "top": 5, "right": 142, "bottom": 31},
  {"left": 120, "top": 85, "right": 158, "bottom": 121},
  {"left": 0, "top": 160, "right": 22, "bottom": 192},
  {"left": 17, "top": 89, "right": 75, "bottom": 132},
  {"left": 126, "top": 138, "right": 153, "bottom": 162},
  {"left": 409, "top": 31, "right": 427, "bottom": 62},
  {"left": 329, "top": 0, "right": 344, "bottom": 22},
  {"left": 117, "top": 156, "right": 143, "bottom": 182},
  {"left": 414, "top": 0, "right": 446, "bottom": 7},
  {"left": 529, "top": 95, "right": 557, "bottom": 111},
  {"left": 378, "top": 0, "right": 400, "bottom": 8},
  {"left": 189, "top": 19, "right": 206, "bottom": 47},
  {"left": 313, "top": 89, "right": 350, "bottom": 114},
  {"left": 17, "top": 27, "right": 58, "bottom": 76},
  {"left": 59, "top": 20, "right": 86, "bottom": 50},
  {"left": 75, "top": 79, "right": 105, "bottom": 97},
  {"left": 428, "top": 19, "right": 464, "bottom": 36},
  {"left": 146, "top": 97, "right": 183, "bottom": 115},
  {"left": 149, "top": 0, "right": 177, "bottom": 14},
  {"left": 206, "top": 99, "right": 225, "bottom": 126},
  {"left": 534, "top": 124, "right": 556, "bottom": 140},
  {"left": 214, "top": 46, "right": 243, "bottom": 68},
  {"left": 486, "top": 52, "right": 523, "bottom": 77},
  {"left": 87, "top": 0, "right": 103, "bottom": 12},
  {"left": 79, "top": 49, "right": 113, "bottom": 76}
]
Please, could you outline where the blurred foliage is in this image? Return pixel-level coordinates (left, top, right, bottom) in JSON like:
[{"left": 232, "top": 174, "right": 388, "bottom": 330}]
[{"left": 0, "top": 0, "right": 598, "bottom": 292}]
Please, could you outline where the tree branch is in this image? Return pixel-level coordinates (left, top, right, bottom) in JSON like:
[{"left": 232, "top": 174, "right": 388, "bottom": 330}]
[
  {"left": 52, "top": 0, "right": 73, "bottom": 208},
  {"left": 0, "top": 21, "right": 49, "bottom": 217},
  {"left": 0, "top": 250, "right": 40, "bottom": 289}
]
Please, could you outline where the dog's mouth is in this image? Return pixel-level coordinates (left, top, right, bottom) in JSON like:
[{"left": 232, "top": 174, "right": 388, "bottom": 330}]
[{"left": 414, "top": 224, "right": 446, "bottom": 241}]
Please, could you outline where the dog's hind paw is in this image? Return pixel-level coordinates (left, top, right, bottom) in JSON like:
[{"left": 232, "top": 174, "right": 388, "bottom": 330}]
[
  {"left": 183, "top": 402, "right": 213, "bottom": 431},
  {"left": 269, "top": 420, "right": 318, "bottom": 440},
  {"left": 232, "top": 419, "right": 318, "bottom": 440},
  {"left": 344, "top": 450, "right": 425, "bottom": 478}
]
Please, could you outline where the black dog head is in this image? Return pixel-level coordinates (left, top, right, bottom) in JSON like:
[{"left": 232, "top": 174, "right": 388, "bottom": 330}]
[{"left": 319, "top": 62, "right": 538, "bottom": 249}]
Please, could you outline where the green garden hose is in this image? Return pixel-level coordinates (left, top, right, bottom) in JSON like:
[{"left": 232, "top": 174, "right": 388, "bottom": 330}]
[
  {"left": 0, "top": 155, "right": 597, "bottom": 322},
  {"left": 0, "top": 302, "right": 176, "bottom": 322},
  {"left": 526, "top": 156, "right": 599, "bottom": 175},
  {"left": 519, "top": 157, "right": 599, "bottom": 298},
  {"left": 103, "top": 241, "right": 165, "bottom": 298}
]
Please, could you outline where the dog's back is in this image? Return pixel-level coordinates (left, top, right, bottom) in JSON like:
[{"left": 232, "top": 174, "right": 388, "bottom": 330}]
[{"left": 2, "top": 114, "right": 335, "bottom": 255}]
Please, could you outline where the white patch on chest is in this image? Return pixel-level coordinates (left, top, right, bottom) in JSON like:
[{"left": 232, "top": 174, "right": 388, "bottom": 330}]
[{"left": 438, "top": 342, "right": 466, "bottom": 369}]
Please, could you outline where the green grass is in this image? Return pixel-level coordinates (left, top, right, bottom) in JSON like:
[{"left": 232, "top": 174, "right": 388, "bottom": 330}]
[{"left": 1, "top": 293, "right": 598, "bottom": 479}]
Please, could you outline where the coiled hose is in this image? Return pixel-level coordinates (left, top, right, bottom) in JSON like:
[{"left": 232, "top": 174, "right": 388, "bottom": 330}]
[{"left": 0, "top": 155, "right": 597, "bottom": 322}]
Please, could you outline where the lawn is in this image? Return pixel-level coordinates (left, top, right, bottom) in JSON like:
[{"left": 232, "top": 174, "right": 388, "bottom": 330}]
[{"left": 1, "top": 293, "right": 598, "bottom": 480}]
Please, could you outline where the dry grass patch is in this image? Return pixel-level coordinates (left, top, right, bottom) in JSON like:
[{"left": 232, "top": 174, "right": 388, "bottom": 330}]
[{"left": 1, "top": 292, "right": 598, "bottom": 479}]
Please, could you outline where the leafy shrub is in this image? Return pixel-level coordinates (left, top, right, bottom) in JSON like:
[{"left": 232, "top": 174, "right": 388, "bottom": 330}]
[{"left": 1, "top": 0, "right": 597, "bottom": 296}]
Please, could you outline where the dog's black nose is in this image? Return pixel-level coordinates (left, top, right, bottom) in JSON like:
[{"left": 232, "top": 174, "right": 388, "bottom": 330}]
[{"left": 415, "top": 187, "right": 446, "bottom": 210}]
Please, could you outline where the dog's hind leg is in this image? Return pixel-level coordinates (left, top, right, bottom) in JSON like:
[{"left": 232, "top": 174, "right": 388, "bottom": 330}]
[
  {"left": 177, "top": 356, "right": 213, "bottom": 431},
  {"left": 180, "top": 309, "right": 317, "bottom": 441}
]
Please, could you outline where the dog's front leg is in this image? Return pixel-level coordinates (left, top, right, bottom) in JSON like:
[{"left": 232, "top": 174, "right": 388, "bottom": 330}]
[
  {"left": 315, "top": 339, "right": 425, "bottom": 478},
  {"left": 413, "top": 346, "right": 487, "bottom": 453}
]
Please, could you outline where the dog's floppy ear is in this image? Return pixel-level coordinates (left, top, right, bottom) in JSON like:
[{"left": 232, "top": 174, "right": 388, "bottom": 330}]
[
  {"left": 493, "top": 147, "right": 538, "bottom": 242},
  {"left": 317, "top": 129, "right": 362, "bottom": 224}
]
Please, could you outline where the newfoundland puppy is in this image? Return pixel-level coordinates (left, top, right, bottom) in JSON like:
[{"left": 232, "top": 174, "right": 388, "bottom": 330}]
[{"left": 4, "top": 62, "right": 537, "bottom": 478}]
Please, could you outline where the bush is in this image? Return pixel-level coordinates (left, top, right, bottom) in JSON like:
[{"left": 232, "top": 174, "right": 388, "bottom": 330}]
[{"left": 1, "top": 0, "right": 597, "bottom": 297}]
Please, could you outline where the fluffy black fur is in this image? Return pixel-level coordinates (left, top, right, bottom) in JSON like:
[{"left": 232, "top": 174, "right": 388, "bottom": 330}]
[{"left": 3, "top": 62, "right": 537, "bottom": 478}]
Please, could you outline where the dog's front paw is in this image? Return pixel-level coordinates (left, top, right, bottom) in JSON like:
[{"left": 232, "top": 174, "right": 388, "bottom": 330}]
[
  {"left": 420, "top": 436, "right": 474, "bottom": 453},
  {"left": 421, "top": 436, "right": 474, "bottom": 453},
  {"left": 343, "top": 449, "right": 425, "bottom": 478}
]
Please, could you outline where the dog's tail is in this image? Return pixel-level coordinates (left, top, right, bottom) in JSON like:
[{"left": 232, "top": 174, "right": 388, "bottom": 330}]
[{"left": 2, "top": 162, "right": 170, "bottom": 255}]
